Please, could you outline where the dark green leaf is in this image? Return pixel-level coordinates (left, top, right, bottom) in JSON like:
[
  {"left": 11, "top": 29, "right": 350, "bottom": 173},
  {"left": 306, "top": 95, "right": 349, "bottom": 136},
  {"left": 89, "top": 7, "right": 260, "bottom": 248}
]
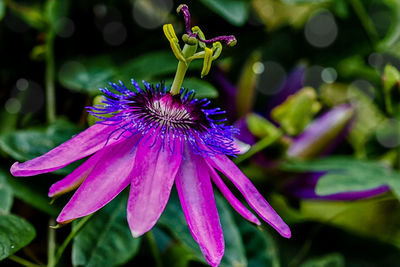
[
  {"left": 0, "top": 0, "right": 5, "bottom": 21},
  {"left": 3, "top": 173, "right": 60, "bottom": 216},
  {"left": 281, "top": 0, "right": 329, "bottom": 3},
  {"left": 300, "top": 253, "right": 345, "bottom": 267},
  {"left": 45, "top": 0, "right": 68, "bottom": 30},
  {"left": 0, "top": 172, "right": 13, "bottom": 213},
  {"left": 121, "top": 51, "right": 181, "bottom": 80},
  {"left": 159, "top": 191, "right": 246, "bottom": 267},
  {"left": 238, "top": 219, "right": 280, "bottom": 267},
  {"left": 0, "top": 120, "right": 81, "bottom": 162},
  {"left": 199, "top": 0, "right": 250, "bottom": 26},
  {"left": 163, "top": 77, "right": 219, "bottom": 99},
  {"left": 58, "top": 56, "right": 117, "bottom": 95},
  {"left": 72, "top": 193, "right": 141, "bottom": 267},
  {"left": 0, "top": 213, "right": 36, "bottom": 261},
  {"left": 8, "top": 3, "right": 47, "bottom": 30}
]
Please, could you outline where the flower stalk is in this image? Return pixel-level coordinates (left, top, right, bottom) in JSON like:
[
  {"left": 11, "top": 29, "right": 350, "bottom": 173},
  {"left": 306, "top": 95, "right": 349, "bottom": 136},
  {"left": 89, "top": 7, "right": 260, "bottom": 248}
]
[
  {"left": 170, "top": 43, "right": 198, "bottom": 95},
  {"left": 45, "top": 29, "right": 56, "bottom": 124}
]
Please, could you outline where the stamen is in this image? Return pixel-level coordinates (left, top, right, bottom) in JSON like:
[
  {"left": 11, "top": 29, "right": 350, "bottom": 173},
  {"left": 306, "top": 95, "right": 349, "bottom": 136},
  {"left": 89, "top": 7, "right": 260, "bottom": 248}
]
[{"left": 177, "top": 4, "right": 237, "bottom": 46}]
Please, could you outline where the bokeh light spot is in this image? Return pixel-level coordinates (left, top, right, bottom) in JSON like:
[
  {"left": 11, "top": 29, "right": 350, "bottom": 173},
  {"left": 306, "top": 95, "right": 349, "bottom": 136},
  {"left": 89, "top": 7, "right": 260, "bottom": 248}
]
[
  {"left": 305, "top": 11, "right": 338, "bottom": 48},
  {"left": 103, "top": 22, "right": 127, "bottom": 46},
  {"left": 256, "top": 61, "right": 286, "bottom": 95},
  {"left": 132, "top": 0, "right": 173, "bottom": 29},
  {"left": 16, "top": 78, "right": 29, "bottom": 91},
  {"left": 5, "top": 98, "right": 21, "bottom": 114},
  {"left": 252, "top": 62, "right": 265, "bottom": 74},
  {"left": 303, "top": 65, "right": 324, "bottom": 89},
  {"left": 321, "top": 67, "right": 337, "bottom": 84},
  {"left": 376, "top": 119, "right": 400, "bottom": 148},
  {"left": 55, "top": 17, "right": 75, "bottom": 38}
]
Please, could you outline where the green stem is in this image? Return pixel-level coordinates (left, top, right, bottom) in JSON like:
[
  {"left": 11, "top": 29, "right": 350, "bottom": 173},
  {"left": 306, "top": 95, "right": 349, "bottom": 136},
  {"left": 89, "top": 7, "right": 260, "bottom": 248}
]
[
  {"left": 45, "top": 30, "right": 56, "bottom": 124},
  {"left": 8, "top": 255, "right": 44, "bottom": 267},
  {"left": 170, "top": 43, "right": 198, "bottom": 95},
  {"left": 50, "top": 215, "right": 93, "bottom": 267},
  {"left": 350, "top": 0, "right": 379, "bottom": 46},
  {"left": 146, "top": 231, "right": 163, "bottom": 267},
  {"left": 47, "top": 218, "right": 56, "bottom": 267}
]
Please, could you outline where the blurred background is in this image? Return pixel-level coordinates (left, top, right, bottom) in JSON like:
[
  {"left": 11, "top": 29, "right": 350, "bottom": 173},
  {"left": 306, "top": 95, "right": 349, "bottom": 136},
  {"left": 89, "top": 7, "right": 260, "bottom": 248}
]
[{"left": 1, "top": 0, "right": 400, "bottom": 266}]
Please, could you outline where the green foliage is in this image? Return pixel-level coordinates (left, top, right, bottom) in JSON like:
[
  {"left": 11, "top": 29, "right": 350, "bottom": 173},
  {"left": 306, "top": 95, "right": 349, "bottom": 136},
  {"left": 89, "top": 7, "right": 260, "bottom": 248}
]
[
  {"left": 159, "top": 192, "right": 247, "bottom": 267},
  {"left": 238, "top": 219, "right": 280, "bottom": 267},
  {"left": 271, "top": 87, "right": 321, "bottom": 136},
  {"left": 72, "top": 193, "right": 141, "bottom": 267},
  {"left": 199, "top": 0, "right": 250, "bottom": 26},
  {"left": 0, "top": 0, "right": 5, "bottom": 21},
  {"left": 58, "top": 56, "right": 117, "bottom": 95},
  {"left": 0, "top": 173, "right": 13, "bottom": 213},
  {"left": 0, "top": 213, "right": 36, "bottom": 261},
  {"left": 0, "top": 120, "right": 80, "bottom": 162},
  {"left": 283, "top": 156, "right": 400, "bottom": 199},
  {"left": 300, "top": 253, "right": 345, "bottom": 267}
]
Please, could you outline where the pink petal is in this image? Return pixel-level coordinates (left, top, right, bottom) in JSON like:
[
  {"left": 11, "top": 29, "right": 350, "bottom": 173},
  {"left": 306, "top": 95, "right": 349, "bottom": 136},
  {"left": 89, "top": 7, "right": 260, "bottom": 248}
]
[
  {"left": 56, "top": 137, "right": 138, "bottom": 223},
  {"left": 206, "top": 155, "right": 291, "bottom": 238},
  {"left": 208, "top": 166, "right": 260, "bottom": 225},
  {"left": 175, "top": 149, "right": 224, "bottom": 267},
  {"left": 127, "top": 139, "right": 182, "bottom": 237},
  {"left": 11, "top": 123, "right": 122, "bottom": 176},
  {"left": 48, "top": 150, "right": 105, "bottom": 198}
]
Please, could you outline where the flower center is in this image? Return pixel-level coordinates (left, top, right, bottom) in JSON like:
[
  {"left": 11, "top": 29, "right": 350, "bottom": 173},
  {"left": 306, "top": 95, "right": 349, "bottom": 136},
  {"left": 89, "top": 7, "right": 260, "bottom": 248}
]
[{"left": 128, "top": 90, "right": 210, "bottom": 134}]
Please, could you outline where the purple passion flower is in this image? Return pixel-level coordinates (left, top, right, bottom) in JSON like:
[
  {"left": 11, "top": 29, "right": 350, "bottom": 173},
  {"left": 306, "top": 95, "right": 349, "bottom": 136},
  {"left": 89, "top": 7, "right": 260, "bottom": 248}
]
[{"left": 10, "top": 81, "right": 291, "bottom": 267}]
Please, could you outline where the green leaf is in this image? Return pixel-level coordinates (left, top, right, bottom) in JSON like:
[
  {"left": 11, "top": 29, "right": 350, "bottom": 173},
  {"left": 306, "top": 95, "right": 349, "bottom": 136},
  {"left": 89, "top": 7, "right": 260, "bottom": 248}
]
[
  {"left": 246, "top": 113, "right": 281, "bottom": 139},
  {"left": 158, "top": 191, "right": 247, "bottom": 267},
  {"left": 383, "top": 64, "right": 400, "bottom": 114},
  {"left": 72, "top": 193, "right": 141, "bottom": 267},
  {"left": 163, "top": 77, "right": 219, "bottom": 99},
  {"left": 282, "top": 156, "right": 399, "bottom": 199},
  {"left": 199, "top": 0, "right": 250, "bottom": 26},
  {"left": 0, "top": 172, "right": 13, "bottom": 213},
  {"left": 0, "top": 0, "right": 5, "bottom": 21},
  {"left": 300, "top": 253, "right": 345, "bottom": 267},
  {"left": 121, "top": 51, "right": 181, "bottom": 80},
  {"left": 8, "top": 3, "right": 47, "bottom": 30},
  {"left": 0, "top": 119, "right": 81, "bottom": 162},
  {"left": 45, "top": 0, "right": 68, "bottom": 30},
  {"left": 58, "top": 56, "right": 117, "bottom": 95},
  {"left": 377, "top": 0, "right": 400, "bottom": 50},
  {"left": 238, "top": 219, "right": 280, "bottom": 267},
  {"left": 271, "top": 87, "right": 321, "bottom": 136},
  {"left": 3, "top": 173, "right": 60, "bottom": 216},
  {"left": 0, "top": 213, "right": 36, "bottom": 261}
]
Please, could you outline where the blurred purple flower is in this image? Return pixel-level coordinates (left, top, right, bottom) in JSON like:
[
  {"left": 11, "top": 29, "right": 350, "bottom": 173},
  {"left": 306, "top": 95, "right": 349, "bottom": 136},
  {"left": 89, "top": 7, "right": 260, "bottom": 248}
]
[
  {"left": 287, "top": 104, "right": 354, "bottom": 159},
  {"left": 286, "top": 104, "right": 390, "bottom": 200},
  {"left": 11, "top": 81, "right": 290, "bottom": 266}
]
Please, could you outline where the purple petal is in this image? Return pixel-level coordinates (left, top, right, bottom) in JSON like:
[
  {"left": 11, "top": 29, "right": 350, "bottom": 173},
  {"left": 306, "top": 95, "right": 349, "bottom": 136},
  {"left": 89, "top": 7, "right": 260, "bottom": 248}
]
[
  {"left": 48, "top": 149, "right": 105, "bottom": 198},
  {"left": 208, "top": 166, "right": 261, "bottom": 225},
  {"left": 11, "top": 123, "right": 122, "bottom": 176},
  {"left": 206, "top": 155, "right": 291, "bottom": 238},
  {"left": 286, "top": 173, "right": 390, "bottom": 200},
  {"left": 56, "top": 137, "right": 138, "bottom": 223},
  {"left": 127, "top": 138, "right": 182, "bottom": 237},
  {"left": 175, "top": 148, "right": 224, "bottom": 267},
  {"left": 287, "top": 104, "right": 354, "bottom": 159}
]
